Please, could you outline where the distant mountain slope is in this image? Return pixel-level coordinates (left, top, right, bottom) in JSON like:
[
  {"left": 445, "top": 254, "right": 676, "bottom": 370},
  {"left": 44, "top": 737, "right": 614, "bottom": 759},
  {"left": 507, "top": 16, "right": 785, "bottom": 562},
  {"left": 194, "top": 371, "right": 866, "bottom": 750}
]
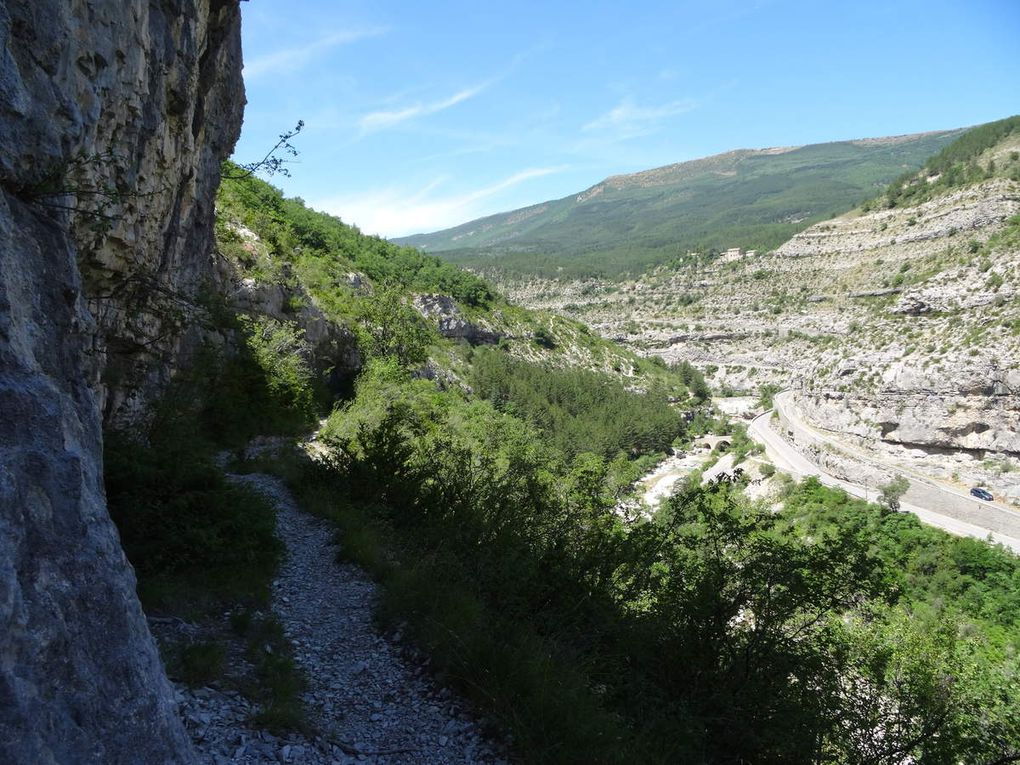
[
  {"left": 395, "top": 131, "right": 961, "bottom": 278},
  {"left": 503, "top": 123, "right": 1020, "bottom": 502}
]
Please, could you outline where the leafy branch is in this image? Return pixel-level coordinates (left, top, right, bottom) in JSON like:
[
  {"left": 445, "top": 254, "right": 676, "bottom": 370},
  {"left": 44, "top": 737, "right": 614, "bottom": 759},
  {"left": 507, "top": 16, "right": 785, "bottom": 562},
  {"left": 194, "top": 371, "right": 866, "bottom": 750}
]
[{"left": 222, "top": 120, "right": 304, "bottom": 180}]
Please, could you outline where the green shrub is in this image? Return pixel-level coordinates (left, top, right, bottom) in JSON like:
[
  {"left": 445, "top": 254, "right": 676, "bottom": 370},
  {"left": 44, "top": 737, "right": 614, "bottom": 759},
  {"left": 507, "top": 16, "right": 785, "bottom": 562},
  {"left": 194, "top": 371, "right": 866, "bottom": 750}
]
[
  {"left": 298, "top": 365, "right": 1020, "bottom": 762},
  {"left": 240, "top": 315, "right": 318, "bottom": 420},
  {"left": 533, "top": 326, "right": 557, "bottom": 349},
  {"left": 174, "top": 641, "right": 226, "bottom": 686},
  {"left": 104, "top": 431, "right": 281, "bottom": 610},
  {"left": 673, "top": 359, "right": 711, "bottom": 402},
  {"left": 353, "top": 288, "right": 437, "bottom": 367}
]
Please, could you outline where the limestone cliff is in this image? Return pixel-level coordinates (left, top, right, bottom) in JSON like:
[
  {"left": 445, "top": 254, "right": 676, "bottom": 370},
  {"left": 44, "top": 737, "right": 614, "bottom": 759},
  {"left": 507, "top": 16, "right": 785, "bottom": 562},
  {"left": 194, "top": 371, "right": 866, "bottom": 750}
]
[
  {"left": 0, "top": 0, "right": 243, "bottom": 761},
  {"left": 503, "top": 171, "right": 1020, "bottom": 501}
]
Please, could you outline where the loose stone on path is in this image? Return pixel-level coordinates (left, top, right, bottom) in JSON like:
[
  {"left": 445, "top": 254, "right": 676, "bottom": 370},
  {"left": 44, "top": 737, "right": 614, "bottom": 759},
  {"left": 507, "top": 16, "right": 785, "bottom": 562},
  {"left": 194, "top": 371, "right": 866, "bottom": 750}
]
[{"left": 167, "top": 469, "right": 506, "bottom": 764}]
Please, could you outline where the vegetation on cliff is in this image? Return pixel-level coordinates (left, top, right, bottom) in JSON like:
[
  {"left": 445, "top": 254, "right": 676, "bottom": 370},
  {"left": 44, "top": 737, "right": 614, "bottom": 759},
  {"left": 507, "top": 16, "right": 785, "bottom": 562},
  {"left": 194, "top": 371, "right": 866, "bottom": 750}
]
[
  {"left": 878, "top": 114, "right": 1020, "bottom": 208},
  {"left": 103, "top": 151, "right": 1020, "bottom": 762}
]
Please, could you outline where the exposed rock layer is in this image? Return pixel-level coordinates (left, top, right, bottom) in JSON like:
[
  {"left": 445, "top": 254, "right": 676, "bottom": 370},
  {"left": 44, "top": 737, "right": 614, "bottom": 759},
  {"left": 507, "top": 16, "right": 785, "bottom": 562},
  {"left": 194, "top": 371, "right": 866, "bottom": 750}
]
[
  {"left": 2, "top": 0, "right": 245, "bottom": 425},
  {"left": 500, "top": 175, "right": 1020, "bottom": 500},
  {"left": 0, "top": 0, "right": 244, "bottom": 761},
  {"left": 413, "top": 294, "right": 501, "bottom": 344}
]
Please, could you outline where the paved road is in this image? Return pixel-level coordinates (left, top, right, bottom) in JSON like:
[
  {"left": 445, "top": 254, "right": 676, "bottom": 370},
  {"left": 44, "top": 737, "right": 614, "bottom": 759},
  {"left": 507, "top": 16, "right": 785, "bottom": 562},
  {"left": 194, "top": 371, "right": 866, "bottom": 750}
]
[
  {"left": 774, "top": 391, "right": 1019, "bottom": 511},
  {"left": 748, "top": 404, "right": 1020, "bottom": 553}
]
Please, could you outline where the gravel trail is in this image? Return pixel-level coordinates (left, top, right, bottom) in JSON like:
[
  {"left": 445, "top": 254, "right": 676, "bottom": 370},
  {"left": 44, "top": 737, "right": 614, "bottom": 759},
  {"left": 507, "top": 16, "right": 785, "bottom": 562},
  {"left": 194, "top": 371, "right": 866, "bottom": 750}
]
[{"left": 171, "top": 471, "right": 505, "bottom": 765}]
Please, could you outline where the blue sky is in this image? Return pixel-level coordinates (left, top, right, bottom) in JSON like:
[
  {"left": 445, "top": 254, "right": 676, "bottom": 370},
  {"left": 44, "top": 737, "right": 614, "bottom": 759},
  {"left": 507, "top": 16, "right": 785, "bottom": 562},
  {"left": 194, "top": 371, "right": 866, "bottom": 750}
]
[{"left": 235, "top": 0, "right": 1020, "bottom": 238}]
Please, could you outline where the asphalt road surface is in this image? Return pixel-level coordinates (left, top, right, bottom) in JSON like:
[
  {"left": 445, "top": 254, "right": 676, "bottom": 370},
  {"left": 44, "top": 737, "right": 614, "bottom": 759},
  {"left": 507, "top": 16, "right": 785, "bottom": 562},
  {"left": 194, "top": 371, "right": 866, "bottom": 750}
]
[{"left": 749, "top": 397, "right": 1020, "bottom": 553}]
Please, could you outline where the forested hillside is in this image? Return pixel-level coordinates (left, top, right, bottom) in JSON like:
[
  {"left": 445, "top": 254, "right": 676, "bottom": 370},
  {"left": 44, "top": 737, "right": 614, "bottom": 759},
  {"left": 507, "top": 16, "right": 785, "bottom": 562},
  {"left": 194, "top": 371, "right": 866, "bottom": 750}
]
[
  {"left": 99, "top": 160, "right": 1020, "bottom": 763},
  {"left": 879, "top": 114, "right": 1020, "bottom": 208},
  {"left": 397, "top": 130, "right": 960, "bottom": 278}
]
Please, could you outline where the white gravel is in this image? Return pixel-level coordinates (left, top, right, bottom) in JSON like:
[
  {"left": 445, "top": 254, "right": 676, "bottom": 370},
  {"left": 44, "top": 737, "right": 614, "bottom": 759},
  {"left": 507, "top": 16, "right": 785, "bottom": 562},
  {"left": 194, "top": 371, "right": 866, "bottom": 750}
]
[{"left": 172, "top": 470, "right": 506, "bottom": 765}]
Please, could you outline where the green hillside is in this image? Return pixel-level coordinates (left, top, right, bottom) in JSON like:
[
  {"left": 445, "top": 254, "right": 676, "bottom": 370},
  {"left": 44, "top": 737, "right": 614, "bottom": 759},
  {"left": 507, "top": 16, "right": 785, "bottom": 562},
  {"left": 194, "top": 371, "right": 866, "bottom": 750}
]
[
  {"left": 396, "top": 131, "right": 961, "bottom": 278},
  {"left": 105, "top": 161, "right": 1020, "bottom": 765},
  {"left": 877, "top": 114, "right": 1020, "bottom": 208}
]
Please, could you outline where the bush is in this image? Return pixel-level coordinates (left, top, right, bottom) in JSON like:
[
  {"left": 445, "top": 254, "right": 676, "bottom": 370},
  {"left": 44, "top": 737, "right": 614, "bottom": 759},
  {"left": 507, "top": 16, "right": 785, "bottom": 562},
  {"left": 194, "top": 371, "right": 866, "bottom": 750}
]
[
  {"left": 174, "top": 641, "right": 226, "bottom": 686},
  {"left": 533, "top": 326, "right": 557, "bottom": 349},
  {"left": 354, "top": 288, "right": 436, "bottom": 367},
  {"left": 105, "top": 431, "right": 282, "bottom": 610},
  {"left": 300, "top": 366, "right": 1020, "bottom": 762},
  {"left": 673, "top": 359, "right": 711, "bottom": 402},
  {"left": 241, "top": 316, "right": 318, "bottom": 420}
]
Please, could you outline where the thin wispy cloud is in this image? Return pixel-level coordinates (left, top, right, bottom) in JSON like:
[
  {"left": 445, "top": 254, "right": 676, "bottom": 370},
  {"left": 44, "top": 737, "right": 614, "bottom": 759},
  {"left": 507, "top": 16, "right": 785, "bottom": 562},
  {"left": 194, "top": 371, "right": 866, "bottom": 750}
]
[
  {"left": 358, "top": 84, "right": 489, "bottom": 134},
  {"left": 244, "top": 27, "right": 387, "bottom": 79},
  {"left": 583, "top": 97, "right": 698, "bottom": 139},
  {"left": 312, "top": 166, "right": 567, "bottom": 238}
]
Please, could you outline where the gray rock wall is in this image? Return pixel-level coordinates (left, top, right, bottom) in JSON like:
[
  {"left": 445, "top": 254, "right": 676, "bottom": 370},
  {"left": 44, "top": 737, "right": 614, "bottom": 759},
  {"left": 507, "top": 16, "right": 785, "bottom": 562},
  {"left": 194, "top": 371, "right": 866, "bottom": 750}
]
[
  {"left": 2, "top": 0, "right": 245, "bottom": 425},
  {"left": 0, "top": 190, "right": 195, "bottom": 765},
  {"left": 0, "top": 0, "right": 244, "bottom": 761}
]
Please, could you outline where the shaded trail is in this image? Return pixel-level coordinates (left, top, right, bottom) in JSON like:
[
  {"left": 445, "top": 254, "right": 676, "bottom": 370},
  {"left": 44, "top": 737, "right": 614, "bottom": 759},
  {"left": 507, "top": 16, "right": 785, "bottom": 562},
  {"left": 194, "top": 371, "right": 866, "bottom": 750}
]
[{"left": 173, "top": 470, "right": 506, "bottom": 764}]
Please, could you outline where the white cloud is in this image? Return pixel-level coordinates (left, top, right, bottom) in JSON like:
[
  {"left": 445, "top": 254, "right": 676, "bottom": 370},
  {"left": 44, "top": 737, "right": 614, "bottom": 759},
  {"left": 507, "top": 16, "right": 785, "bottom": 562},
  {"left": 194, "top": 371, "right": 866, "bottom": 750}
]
[
  {"left": 582, "top": 97, "right": 698, "bottom": 138},
  {"left": 312, "top": 166, "right": 567, "bottom": 238},
  {"left": 244, "top": 27, "right": 386, "bottom": 79},
  {"left": 358, "top": 84, "right": 488, "bottom": 134}
]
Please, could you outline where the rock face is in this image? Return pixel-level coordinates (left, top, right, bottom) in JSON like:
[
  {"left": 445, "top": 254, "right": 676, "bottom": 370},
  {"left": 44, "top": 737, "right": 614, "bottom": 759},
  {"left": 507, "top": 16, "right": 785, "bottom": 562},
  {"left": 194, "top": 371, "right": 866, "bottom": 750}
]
[
  {"left": 232, "top": 276, "right": 362, "bottom": 387},
  {"left": 0, "top": 185, "right": 196, "bottom": 765},
  {"left": 798, "top": 369, "right": 1020, "bottom": 454},
  {"left": 413, "top": 294, "right": 501, "bottom": 345},
  {"left": 1, "top": 0, "right": 245, "bottom": 426},
  {"left": 0, "top": 0, "right": 243, "bottom": 761}
]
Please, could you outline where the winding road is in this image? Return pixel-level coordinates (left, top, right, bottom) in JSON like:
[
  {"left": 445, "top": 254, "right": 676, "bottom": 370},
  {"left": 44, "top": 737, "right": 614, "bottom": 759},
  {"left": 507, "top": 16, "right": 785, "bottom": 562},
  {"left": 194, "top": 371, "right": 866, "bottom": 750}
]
[{"left": 748, "top": 393, "right": 1020, "bottom": 553}]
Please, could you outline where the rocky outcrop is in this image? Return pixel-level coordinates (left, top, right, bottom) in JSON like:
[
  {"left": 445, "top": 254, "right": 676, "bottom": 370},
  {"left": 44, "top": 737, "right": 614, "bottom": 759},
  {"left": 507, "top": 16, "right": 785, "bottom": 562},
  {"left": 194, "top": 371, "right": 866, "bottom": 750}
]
[
  {"left": 0, "top": 0, "right": 244, "bottom": 761},
  {"left": 891, "top": 263, "right": 1017, "bottom": 314},
  {"left": 232, "top": 277, "right": 361, "bottom": 386},
  {"left": 413, "top": 294, "right": 501, "bottom": 345},
  {"left": 775, "top": 180, "right": 1020, "bottom": 259}
]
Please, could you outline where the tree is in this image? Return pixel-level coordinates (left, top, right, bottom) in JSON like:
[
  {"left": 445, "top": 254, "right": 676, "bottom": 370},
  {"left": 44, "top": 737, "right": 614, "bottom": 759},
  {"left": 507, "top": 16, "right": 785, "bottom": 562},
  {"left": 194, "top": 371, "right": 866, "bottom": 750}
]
[
  {"left": 757, "top": 382, "right": 782, "bottom": 411},
  {"left": 879, "top": 475, "right": 911, "bottom": 513},
  {"left": 223, "top": 121, "right": 304, "bottom": 179},
  {"left": 356, "top": 288, "right": 435, "bottom": 367},
  {"left": 674, "top": 359, "right": 711, "bottom": 403},
  {"left": 619, "top": 476, "right": 885, "bottom": 761}
]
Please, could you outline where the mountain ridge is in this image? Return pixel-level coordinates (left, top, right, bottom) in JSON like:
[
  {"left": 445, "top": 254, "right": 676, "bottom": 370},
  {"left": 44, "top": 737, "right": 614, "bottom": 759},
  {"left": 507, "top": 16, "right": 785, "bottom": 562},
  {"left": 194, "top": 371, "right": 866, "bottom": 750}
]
[{"left": 396, "top": 129, "right": 963, "bottom": 278}]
